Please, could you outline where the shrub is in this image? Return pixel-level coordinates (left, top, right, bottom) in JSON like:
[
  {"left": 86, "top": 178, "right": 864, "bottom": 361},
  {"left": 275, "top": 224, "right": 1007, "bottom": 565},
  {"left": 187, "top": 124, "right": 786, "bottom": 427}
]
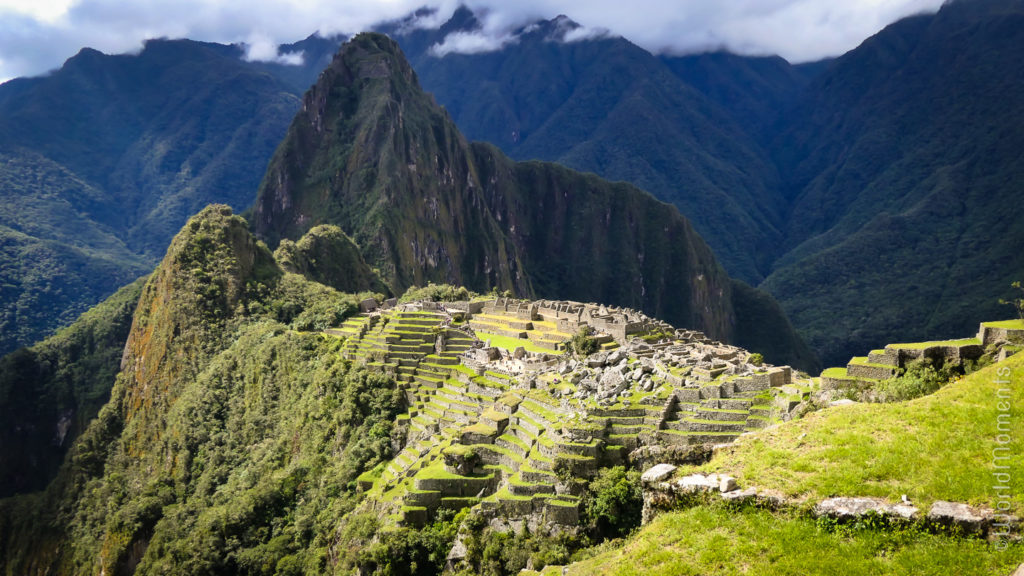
[
  {"left": 570, "top": 327, "right": 599, "bottom": 357},
  {"left": 583, "top": 466, "right": 643, "bottom": 538},
  {"left": 874, "top": 358, "right": 957, "bottom": 402}
]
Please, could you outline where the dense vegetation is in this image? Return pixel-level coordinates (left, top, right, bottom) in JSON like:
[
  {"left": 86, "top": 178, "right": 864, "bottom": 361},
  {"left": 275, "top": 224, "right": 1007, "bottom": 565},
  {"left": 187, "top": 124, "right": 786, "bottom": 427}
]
[
  {"left": 251, "top": 33, "right": 817, "bottom": 370},
  {"left": 390, "top": 1, "right": 1024, "bottom": 367},
  {"left": 0, "top": 205, "right": 403, "bottom": 574},
  {"left": 0, "top": 38, "right": 307, "bottom": 354},
  {"left": 388, "top": 8, "right": 802, "bottom": 284},
  {"left": 0, "top": 277, "right": 145, "bottom": 496}
]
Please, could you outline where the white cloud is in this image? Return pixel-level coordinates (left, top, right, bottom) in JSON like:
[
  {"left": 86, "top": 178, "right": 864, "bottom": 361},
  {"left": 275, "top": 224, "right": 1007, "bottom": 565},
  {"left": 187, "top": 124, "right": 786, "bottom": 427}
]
[
  {"left": 0, "top": 0, "right": 77, "bottom": 22},
  {"left": 429, "top": 29, "right": 518, "bottom": 56},
  {"left": 243, "top": 33, "right": 304, "bottom": 65},
  {"left": 0, "top": 0, "right": 949, "bottom": 82}
]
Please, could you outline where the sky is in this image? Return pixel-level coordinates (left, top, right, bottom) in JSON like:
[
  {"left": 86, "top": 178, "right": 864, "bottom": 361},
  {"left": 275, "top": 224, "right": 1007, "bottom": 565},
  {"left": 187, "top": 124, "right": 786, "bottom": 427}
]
[{"left": 0, "top": 0, "right": 948, "bottom": 84}]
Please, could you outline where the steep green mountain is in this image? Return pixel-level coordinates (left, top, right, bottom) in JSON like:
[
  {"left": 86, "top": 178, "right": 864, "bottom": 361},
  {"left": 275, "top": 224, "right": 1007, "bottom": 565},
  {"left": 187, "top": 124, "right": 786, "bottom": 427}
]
[
  {"left": 658, "top": 51, "right": 822, "bottom": 142},
  {"left": 0, "top": 277, "right": 145, "bottom": 497},
  {"left": 0, "top": 205, "right": 400, "bottom": 574},
  {"left": 0, "top": 38, "right": 303, "bottom": 355},
  {"left": 273, "top": 224, "right": 389, "bottom": 294},
  {"left": 389, "top": 9, "right": 794, "bottom": 284},
  {"left": 763, "top": 0, "right": 1024, "bottom": 365},
  {"left": 252, "top": 33, "right": 817, "bottom": 370}
]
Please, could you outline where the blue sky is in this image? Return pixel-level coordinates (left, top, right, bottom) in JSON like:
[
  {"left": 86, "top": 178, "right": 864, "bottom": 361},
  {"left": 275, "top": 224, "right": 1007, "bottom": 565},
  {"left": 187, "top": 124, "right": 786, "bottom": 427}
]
[{"left": 0, "top": 0, "right": 946, "bottom": 83}]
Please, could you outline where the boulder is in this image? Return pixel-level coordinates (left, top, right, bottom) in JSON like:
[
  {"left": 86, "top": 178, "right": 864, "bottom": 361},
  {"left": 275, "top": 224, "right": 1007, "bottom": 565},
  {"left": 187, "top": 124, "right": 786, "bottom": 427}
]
[
  {"left": 676, "top": 473, "right": 737, "bottom": 493},
  {"left": 607, "top": 350, "right": 625, "bottom": 364},
  {"left": 927, "top": 500, "right": 991, "bottom": 535},
  {"left": 641, "top": 463, "right": 677, "bottom": 485},
  {"left": 598, "top": 370, "right": 627, "bottom": 399},
  {"left": 814, "top": 497, "right": 918, "bottom": 522}
]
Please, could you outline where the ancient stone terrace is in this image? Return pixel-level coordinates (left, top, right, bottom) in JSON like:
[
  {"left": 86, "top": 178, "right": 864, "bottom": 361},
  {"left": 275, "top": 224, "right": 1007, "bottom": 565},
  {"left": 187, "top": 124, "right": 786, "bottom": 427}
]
[
  {"left": 330, "top": 298, "right": 811, "bottom": 529},
  {"left": 819, "top": 320, "right": 1022, "bottom": 392}
]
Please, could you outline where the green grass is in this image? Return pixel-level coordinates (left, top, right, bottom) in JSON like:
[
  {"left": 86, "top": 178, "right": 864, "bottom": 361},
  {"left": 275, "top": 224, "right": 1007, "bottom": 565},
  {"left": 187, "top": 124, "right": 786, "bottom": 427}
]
[
  {"left": 983, "top": 320, "right": 1024, "bottom": 330},
  {"left": 886, "top": 338, "right": 982, "bottom": 350},
  {"left": 476, "top": 331, "right": 556, "bottom": 354},
  {"left": 462, "top": 422, "right": 497, "bottom": 436},
  {"left": 694, "top": 354, "right": 1024, "bottom": 513},
  {"left": 560, "top": 506, "right": 1023, "bottom": 576},
  {"left": 847, "top": 356, "right": 896, "bottom": 369},
  {"left": 820, "top": 367, "right": 853, "bottom": 379}
]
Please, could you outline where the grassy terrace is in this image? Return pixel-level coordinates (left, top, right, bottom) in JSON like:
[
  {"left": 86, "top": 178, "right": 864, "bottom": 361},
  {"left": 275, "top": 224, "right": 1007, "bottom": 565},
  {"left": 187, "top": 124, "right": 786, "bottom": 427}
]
[
  {"left": 820, "top": 367, "right": 852, "bottom": 378},
  {"left": 847, "top": 356, "right": 896, "bottom": 368},
  {"left": 555, "top": 506, "right": 1022, "bottom": 576},
  {"left": 476, "top": 331, "right": 561, "bottom": 354},
  {"left": 886, "top": 338, "right": 982, "bottom": 349},
  {"left": 692, "top": 353, "right": 1024, "bottom": 513},
  {"left": 983, "top": 319, "right": 1024, "bottom": 329}
]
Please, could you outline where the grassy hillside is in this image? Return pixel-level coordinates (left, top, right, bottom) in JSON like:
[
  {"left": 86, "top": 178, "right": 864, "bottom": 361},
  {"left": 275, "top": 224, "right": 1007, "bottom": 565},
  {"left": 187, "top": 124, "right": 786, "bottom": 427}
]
[
  {"left": 694, "top": 352, "right": 1024, "bottom": 513},
  {"left": 558, "top": 506, "right": 1022, "bottom": 576}
]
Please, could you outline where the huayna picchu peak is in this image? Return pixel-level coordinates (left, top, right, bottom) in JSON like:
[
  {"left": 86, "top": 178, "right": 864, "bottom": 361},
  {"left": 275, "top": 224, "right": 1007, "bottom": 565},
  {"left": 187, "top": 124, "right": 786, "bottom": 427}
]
[{"left": 252, "top": 33, "right": 817, "bottom": 372}]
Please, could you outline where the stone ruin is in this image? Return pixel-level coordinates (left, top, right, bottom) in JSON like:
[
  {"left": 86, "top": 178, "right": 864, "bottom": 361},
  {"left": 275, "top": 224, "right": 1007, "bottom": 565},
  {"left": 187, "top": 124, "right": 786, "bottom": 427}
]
[{"left": 329, "top": 297, "right": 809, "bottom": 531}]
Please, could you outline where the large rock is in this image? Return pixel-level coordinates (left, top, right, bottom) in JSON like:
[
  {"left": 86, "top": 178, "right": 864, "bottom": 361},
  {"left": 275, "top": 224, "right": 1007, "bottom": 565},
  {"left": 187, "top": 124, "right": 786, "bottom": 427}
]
[
  {"left": 676, "top": 473, "right": 738, "bottom": 493},
  {"left": 641, "top": 464, "right": 677, "bottom": 485},
  {"left": 814, "top": 497, "right": 918, "bottom": 522},
  {"left": 598, "top": 370, "right": 628, "bottom": 398},
  {"left": 927, "top": 500, "right": 991, "bottom": 535}
]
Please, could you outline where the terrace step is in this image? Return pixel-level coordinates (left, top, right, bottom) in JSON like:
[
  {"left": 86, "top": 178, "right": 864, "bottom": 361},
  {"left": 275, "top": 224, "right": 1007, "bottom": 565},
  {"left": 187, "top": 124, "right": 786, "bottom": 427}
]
[{"left": 693, "top": 408, "right": 749, "bottom": 422}]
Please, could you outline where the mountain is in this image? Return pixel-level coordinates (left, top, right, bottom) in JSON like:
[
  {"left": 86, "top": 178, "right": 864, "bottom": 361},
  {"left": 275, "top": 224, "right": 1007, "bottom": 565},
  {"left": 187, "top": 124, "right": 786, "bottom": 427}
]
[
  {"left": 388, "top": 2, "right": 1024, "bottom": 367},
  {"left": 763, "top": 0, "right": 1024, "bottom": 365},
  {"left": 658, "top": 51, "right": 823, "bottom": 142},
  {"left": 0, "top": 205, "right": 399, "bottom": 573},
  {"left": 0, "top": 277, "right": 144, "bottom": 497},
  {"left": 386, "top": 8, "right": 802, "bottom": 284},
  {"left": 0, "top": 38, "right": 306, "bottom": 355},
  {"left": 251, "top": 33, "right": 817, "bottom": 370}
]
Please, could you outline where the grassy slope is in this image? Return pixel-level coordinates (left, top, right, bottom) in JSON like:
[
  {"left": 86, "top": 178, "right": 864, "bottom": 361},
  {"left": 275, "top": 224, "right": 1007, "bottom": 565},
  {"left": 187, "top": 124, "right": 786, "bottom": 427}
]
[
  {"left": 561, "top": 506, "right": 1022, "bottom": 576},
  {"left": 555, "top": 354, "right": 1024, "bottom": 575},
  {"left": 692, "top": 353, "right": 1024, "bottom": 513}
]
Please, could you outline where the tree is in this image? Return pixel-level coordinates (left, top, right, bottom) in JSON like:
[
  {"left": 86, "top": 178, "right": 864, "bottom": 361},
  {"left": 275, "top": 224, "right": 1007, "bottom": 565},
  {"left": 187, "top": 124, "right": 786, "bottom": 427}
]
[
  {"left": 999, "top": 281, "right": 1024, "bottom": 321},
  {"left": 569, "top": 327, "right": 599, "bottom": 357}
]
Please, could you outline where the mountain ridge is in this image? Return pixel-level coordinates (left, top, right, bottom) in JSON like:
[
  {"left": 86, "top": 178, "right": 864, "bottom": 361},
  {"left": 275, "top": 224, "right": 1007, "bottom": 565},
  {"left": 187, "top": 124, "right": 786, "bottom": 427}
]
[{"left": 251, "top": 33, "right": 817, "bottom": 369}]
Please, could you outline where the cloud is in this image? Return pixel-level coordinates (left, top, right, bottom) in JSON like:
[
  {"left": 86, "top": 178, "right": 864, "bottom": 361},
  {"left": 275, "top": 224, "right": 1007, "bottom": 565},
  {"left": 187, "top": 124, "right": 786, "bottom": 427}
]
[
  {"left": 429, "top": 29, "right": 518, "bottom": 56},
  {"left": 0, "top": 0, "right": 948, "bottom": 83},
  {"left": 243, "top": 33, "right": 304, "bottom": 65}
]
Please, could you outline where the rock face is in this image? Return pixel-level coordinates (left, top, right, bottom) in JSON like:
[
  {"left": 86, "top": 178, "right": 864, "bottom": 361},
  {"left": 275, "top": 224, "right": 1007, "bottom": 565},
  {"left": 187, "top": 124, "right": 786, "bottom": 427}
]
[{"left": 250, "top": 33, "right": 818, "bottom": 367}]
